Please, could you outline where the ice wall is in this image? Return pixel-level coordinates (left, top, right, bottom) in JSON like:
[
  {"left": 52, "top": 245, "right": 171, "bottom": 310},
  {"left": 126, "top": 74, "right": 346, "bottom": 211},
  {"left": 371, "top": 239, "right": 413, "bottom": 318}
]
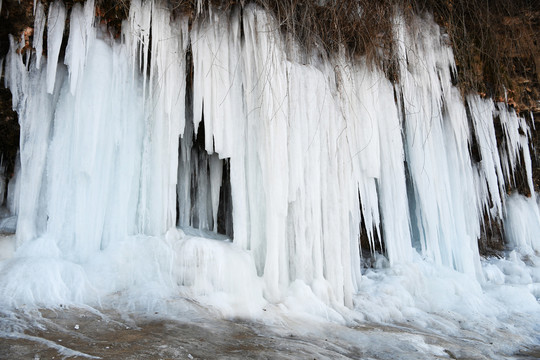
[{"left": 1, "top": 0, "right": 538, "bottom": 315}]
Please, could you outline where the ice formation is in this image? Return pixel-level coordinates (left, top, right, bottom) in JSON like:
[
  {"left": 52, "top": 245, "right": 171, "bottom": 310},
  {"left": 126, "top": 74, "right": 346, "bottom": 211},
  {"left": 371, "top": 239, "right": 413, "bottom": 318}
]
[
  {"left": 32, "top": 1, "right": 46, "bottom": 70},
  {"left": 0, "top": 0, "right": 539, "bottom": 341},
  {"left": 46, "top": 0, "right": 66, "bottom": 93}
]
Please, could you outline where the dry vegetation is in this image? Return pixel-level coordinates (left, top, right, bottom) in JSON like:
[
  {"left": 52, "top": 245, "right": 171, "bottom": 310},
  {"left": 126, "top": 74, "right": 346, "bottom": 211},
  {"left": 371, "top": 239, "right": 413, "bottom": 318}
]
[{"left": 1, "top": 0, "right": 538, "bottom": 109}]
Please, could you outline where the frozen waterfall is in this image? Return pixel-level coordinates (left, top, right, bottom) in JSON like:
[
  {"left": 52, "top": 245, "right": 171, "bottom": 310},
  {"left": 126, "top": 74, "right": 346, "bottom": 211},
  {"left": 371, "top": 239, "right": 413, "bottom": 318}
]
[{"left": 0, "top": 0, "right": 539, "bottom": 333}]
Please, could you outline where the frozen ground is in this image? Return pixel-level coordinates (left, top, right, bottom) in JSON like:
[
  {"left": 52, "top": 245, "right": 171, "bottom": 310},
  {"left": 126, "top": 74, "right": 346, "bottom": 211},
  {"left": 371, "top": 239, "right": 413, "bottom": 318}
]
[{"left": 0, "top": 304, "right": 539, "bottom": 360}]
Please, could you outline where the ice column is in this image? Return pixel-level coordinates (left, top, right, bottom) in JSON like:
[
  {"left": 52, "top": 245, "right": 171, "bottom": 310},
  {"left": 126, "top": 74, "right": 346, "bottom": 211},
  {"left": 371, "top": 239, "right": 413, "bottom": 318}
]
[
  {"left": 33, "top": 1, "right": 46, "bottom": 70},
  {"left": 396, "top": 16, "right": 483, "bottom": 278},
  {"left": 5, "top": 35, "right": 61, "bottom": 246},
  {"left": 64, "top": 0, "right": 95, "bottom": 94},
  {"left": 241, "top": 7, "right": 290, "bottom": 300},
  {"left": 468, "top": 95, "right": 506, "bottom": 221},
  {"left": 46, "top": 0, "right": 66, "bottom": 93},
  {"left": 189, "top": 8, "right": 247, "bottom": 240},
  {"left": 126, "top": 0, "right": 189, "bottom": 235}
]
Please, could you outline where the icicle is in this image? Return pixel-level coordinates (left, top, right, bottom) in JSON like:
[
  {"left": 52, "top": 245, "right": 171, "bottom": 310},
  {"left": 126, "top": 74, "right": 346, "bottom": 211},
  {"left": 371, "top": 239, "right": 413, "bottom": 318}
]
[
  {"left": 190, "top": 7, "right": 243, "bottom": 155},
  {"left": 5, "top": 30, "right": 63, "bottom": 245},
  {"left": 126, "top": 0, "right": 152, "bottom": 99},
  {"left": 148, "top": 2, "right": 188, "bottom": 136},
  {"left": 177, "top": 119, "right": 194, "bottom": 228},
  {"left": 46, "top": 0, "right": 66, "bottom": 94},
  {"left": 65, "top": 4, "right": 87, "bottom": 94},
  {"left": 209, "top": 154, "right": 223, "bottom": 232},
  {"left": 190, "top": 6, "right": 248, "bottom": 253},
  {"left": 83, "top": 0, "right": 95, "bottom": 29},
  {"left": 0, "top": 158, "right": 5, "bottom": 208},
  {"left": 242, "top": 6, "right": 290, "bottom": 301},
  {"left": 33, "top": 1, "right": 46, "bottom": 70},
  {"left": 496, "top": 103, "right": 533, "bottom": 197},
  {"left": 63, "top": 0, "right": 95, "bottom": 94},
  {"left": 468, "top": 95, "right": 505, "bottom": 220},
  {"left": 132, "top": 0, "right": 189, "bottom": 236},
  {"left": 4, "top": 35, "right": 27, "bottom": 111},
  {"left": 396, "top": 15, "right": 483, "bottom": 279}
]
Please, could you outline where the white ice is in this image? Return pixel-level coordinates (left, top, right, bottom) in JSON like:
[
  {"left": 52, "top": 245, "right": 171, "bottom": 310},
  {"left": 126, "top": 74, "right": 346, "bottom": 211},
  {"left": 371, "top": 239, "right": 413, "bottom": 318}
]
[
  {"left": 32, "top": 1, "right": 46, "bottom": 70},
  {"left": 46, "top": 0, "right": 66, "bottom": 93},
  {"left": 0, "top": 1, "right": 539, "bottom": 357}
]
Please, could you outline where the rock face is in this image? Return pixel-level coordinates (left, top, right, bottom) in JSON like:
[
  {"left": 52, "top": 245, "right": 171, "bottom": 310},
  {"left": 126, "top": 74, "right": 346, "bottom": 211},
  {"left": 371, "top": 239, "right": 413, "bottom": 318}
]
[
  {"left": 0, "top": 0, "right": 29, "bottom": 176},
  {"left": 0, "top": 86, "right": 18, "bottom": 176}
]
